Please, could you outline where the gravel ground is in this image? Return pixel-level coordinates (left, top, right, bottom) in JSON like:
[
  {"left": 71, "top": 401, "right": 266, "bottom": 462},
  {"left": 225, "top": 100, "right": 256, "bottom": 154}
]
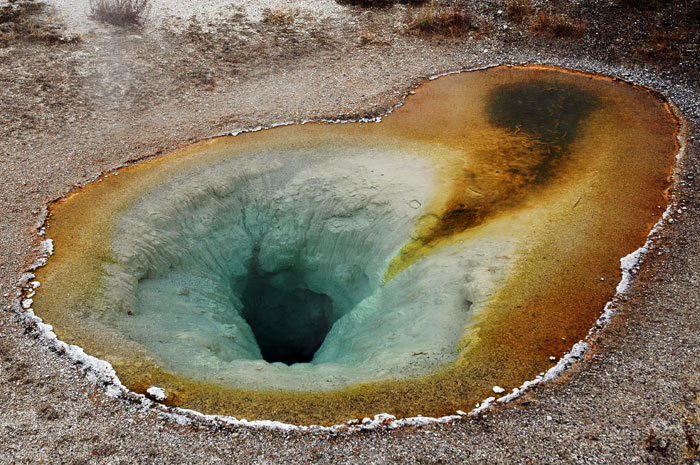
[
  {"left": 50, "top": 0, "right": 345, "bottom": 34},
  {"left": 1, "top": 0, "right": 700, "bottom": 463}
]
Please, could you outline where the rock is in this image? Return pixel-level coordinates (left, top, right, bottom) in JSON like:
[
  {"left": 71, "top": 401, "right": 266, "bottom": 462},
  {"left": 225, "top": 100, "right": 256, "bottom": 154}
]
[{"left": 146, "top": 386, "right": 167, "bottom": 402}]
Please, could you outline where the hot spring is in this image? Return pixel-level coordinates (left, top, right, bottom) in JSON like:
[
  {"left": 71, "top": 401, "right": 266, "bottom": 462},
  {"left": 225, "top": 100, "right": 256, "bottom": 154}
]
[{"left": 31, "top": 66, "right": 679, "bottom": 425}]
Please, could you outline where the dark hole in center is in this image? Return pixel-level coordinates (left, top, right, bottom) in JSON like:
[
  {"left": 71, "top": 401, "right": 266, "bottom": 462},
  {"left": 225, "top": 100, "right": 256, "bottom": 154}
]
[{"left": 240, "top": 264, "right": 335, "bottom": 365}]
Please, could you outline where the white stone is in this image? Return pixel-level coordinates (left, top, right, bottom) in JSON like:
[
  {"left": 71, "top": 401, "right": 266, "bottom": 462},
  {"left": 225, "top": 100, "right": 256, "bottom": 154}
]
[{"left": 146, "top": 386, "right": 167, "bottom": 402}]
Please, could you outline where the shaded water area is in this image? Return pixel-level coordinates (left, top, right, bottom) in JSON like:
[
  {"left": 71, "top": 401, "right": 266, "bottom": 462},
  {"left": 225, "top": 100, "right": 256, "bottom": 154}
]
[{"left": 32, "top": 66, "right": 679, "bottom": 425}]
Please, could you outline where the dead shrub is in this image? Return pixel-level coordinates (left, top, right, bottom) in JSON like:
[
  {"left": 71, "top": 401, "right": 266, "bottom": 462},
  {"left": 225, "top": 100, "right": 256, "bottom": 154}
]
[
  {"left": 530, "top": 11, "right": 585, "bottom": 39},
  {"left": 337, "top": 0, "right": 393, "bottom": 6},
  {"left": 0, "top": 0, "right": 78, "bottom": 43},
  {"left": 411, "top": 5, "right": 473, "bottom": 36},
  {"left": 637, "top": 28, "right": 685, "bottom": 60},
  {"left": 0, "top": 0, "right": 43, "bottom": 23},
  {"left": 506, "top": 0, "right": 531, "bottom": 23},
  {"left": 670, "top": 388, "right": 700, "bottom": 462},
  {"left": 262, "top": 8, "right": 295, "bottom": 26},
  {"left": 644, "top": 428, "right": 670, "bottom": 456},
  {"left": 336, "top": 0, "right": 427, "bottom": 7},
  {"left": 88, "top": 0, "right": 149, "bottom": 26}
]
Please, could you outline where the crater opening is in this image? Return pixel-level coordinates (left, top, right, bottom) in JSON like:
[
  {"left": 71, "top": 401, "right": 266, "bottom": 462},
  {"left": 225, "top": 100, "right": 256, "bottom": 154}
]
[
  {"left": 109, "top": 147, "right": 452, "bottom": 392},
  {"left": 31, "top": 66, "right": 679, "bottom": 425},
  {"left": 240, "top": 253, "right": 341, "bottom": 365}
]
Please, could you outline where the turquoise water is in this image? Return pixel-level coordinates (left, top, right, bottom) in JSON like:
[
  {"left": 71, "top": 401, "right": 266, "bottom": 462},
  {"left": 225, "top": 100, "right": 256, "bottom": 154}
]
[{"left": 97, "top": 143, "right": 513, "bottom": 391}]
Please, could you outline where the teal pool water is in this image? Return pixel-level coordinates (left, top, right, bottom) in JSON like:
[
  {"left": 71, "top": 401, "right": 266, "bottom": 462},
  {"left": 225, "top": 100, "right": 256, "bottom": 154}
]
[{"left": 100, "top": 146, "right": 510, "bottom": 391}]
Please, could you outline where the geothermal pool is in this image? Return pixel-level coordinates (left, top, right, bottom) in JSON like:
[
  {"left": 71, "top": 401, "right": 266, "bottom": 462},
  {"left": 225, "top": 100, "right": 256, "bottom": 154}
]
[{"left": 31, "top": 66, "right": 678, "bottom": 425}]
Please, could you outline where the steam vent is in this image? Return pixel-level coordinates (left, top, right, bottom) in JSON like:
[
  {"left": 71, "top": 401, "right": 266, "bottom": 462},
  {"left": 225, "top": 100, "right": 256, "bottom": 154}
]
[{"left": 32, "top": 66, "right": 679, "bottom": 426}]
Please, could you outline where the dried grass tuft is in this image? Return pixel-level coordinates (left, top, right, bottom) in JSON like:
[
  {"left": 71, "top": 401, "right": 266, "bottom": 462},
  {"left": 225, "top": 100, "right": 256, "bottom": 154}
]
[
  {"left": 88, "top": 0, "right": 149, "bottom": 26},
  {"left": 530, "top": 11, "right": 585, "bottom": 39}
]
